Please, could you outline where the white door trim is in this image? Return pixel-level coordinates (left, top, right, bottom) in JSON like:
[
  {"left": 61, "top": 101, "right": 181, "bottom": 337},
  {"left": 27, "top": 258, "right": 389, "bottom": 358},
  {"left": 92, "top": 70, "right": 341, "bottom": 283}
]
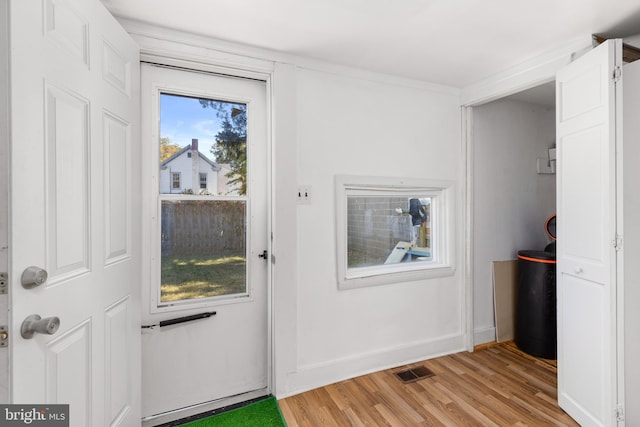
[
  {"left": 0, "top": 0, "right": 9, "bottom": 404},
  {"left": 461, "top": 105, "right": 474, "bottom": 352}
]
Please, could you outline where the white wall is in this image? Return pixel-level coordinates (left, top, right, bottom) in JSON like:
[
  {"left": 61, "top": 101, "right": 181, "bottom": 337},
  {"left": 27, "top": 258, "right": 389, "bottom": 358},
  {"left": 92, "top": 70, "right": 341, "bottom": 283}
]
[
  {"left": 280, "top": 66, "right": 464, "bottom": 395},
  {"left": 472, "top": 98, "right": 556, "bottom": 343},
  {"left": 623, "top": 58, "right": 640, "bottom": 427}
]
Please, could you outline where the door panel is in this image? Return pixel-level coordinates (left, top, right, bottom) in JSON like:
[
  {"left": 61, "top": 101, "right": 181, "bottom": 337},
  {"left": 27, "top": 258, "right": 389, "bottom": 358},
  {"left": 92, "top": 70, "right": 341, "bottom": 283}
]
[
  {"left": 560, "top": 274, "right": 606, "bottom": 420},
  {"left": 45, "top": 84, "right": 91, "bottom": 280},
  {"left": 140, "top": 64, "right": 269, "bottom": 419},
  {"left": 556, "top": 39, "right": 620, "bottom": 427},
  {"left": 561, "top": 126, "right": 608, "bottom": 280},
  {"left": 45, "top": 321, "right": 91, "bottom": 424},
  {"left": 8, "top": 1, "right": 141, "bottom": 425}
]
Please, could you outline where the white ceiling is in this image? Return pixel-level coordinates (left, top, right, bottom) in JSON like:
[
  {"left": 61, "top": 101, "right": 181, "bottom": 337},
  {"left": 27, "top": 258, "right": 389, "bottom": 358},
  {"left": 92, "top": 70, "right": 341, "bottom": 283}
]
[
  {"left": 508, "top": 82, "right": 556, "bottom": 108},
  {"left": 102, "top": 0, "right": 640, "bottom": 88}
]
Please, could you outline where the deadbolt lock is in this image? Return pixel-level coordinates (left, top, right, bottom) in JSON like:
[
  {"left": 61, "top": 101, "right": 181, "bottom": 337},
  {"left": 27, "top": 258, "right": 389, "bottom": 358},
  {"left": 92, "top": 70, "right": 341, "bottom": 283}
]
[{"left": 0, "top": 326, "right": 7, "bottom": 347}]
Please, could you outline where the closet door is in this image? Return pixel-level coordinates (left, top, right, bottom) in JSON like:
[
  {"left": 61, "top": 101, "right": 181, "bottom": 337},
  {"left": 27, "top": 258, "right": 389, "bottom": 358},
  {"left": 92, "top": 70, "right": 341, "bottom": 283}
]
[{"left": 555, "top": 39, "right": 622, "bottom": 427}]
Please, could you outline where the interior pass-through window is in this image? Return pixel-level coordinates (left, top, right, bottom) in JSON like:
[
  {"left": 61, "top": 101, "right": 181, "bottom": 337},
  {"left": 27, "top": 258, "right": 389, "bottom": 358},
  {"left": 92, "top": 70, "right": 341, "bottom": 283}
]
[{"left": 335, "top": 175, "right": 455, "bottom": 289}]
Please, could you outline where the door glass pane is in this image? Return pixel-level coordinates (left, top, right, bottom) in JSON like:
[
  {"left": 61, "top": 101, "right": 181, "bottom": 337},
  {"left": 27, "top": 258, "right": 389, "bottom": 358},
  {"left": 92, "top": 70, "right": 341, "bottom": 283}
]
[
  {"left": 158, "top": 93, "right": 248, "bottom": 304},
  {"left": 159, "top": 93, "right": 246, "bottom": 196},
  {"left": 160, "top": 200, "right": 246, "bottom": 303}
]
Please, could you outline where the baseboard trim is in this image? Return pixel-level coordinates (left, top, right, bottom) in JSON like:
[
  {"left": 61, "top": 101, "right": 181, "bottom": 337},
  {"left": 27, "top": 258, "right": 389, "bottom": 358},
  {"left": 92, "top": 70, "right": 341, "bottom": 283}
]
[
  {"left": 278, "top": 333, "right": 465, "bottom": 399},
  {"left": 473, "top": 326, "right": 496, "bottom": 346}
]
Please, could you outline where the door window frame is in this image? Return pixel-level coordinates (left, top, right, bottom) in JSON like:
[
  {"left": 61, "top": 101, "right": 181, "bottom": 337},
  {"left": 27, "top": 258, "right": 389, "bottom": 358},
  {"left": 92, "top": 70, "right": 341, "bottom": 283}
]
[
  {"left": 140, "top": 61, "right": 273, "bottom": 318},
  {"left": 151, "top": 80, "right": 253, "bottom": 314}
]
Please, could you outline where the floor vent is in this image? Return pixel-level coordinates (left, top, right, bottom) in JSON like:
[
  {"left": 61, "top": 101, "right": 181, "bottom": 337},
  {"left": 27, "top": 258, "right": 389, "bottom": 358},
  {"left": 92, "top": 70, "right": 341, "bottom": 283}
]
[{"left": 395, "top": 366, "right": 435, "bottom": 383}]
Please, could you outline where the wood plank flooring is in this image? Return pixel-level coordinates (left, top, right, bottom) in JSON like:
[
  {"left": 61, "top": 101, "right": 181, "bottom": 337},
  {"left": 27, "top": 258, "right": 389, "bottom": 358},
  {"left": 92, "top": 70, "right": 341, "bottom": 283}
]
[{"left": 279, "top": 342, "right": 577, "bottom": 426}]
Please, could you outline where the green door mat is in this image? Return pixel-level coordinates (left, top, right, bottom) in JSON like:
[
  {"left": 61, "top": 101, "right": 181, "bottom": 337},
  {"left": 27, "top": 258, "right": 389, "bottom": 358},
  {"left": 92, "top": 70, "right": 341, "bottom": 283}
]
[{"left": 181, "top": 397, "right": 287, "bottom": 427}]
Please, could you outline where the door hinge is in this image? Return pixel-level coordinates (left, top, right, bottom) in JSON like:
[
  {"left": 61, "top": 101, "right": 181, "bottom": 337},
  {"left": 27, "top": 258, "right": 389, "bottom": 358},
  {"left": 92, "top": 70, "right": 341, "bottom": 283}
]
[
  {"left": 0, "top": 272, "right": 6, "bottom": 294},
  {"left": 0, "top": 326, "right": 7, "bottom": 348},
  {"left": 614, "top": 235, "right": 623, "bottom": 251},
  {"left": 613, "top": 66, "right": 622, "bottom": 83},
  {"left": 616, "top": 404, "right": 625, "bottom": 422}
]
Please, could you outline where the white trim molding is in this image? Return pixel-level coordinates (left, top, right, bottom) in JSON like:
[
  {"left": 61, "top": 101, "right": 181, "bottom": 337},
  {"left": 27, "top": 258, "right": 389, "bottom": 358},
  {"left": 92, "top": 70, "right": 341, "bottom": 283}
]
[
  {"left": 278, "top": 333, "right": 466, "bottom": 399},
  {"left": 116, "top": 17, "right": 460, "bottom": 96},
  {"left": 460, "top": 35, "right": 592, "bottom": 106}
]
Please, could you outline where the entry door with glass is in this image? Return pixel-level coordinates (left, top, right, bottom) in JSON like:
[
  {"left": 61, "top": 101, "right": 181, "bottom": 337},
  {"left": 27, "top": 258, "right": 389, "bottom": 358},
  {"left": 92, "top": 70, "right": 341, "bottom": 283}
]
[{"left": 140, "top": 64, "right": 269, "bottom": 420}]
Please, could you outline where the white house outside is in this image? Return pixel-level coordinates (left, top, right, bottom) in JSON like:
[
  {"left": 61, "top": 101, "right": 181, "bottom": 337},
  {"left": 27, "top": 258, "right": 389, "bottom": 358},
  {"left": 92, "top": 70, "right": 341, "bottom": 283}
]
[{"left": 159, "top": 138, "right": 239, "bottom": 195}]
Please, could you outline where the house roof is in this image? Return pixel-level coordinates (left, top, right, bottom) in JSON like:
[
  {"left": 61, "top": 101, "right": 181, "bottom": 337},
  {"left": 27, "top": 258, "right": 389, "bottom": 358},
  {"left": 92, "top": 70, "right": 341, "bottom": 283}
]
[{"left": 160, "top": 144, "right": 220, "bottom": 171}]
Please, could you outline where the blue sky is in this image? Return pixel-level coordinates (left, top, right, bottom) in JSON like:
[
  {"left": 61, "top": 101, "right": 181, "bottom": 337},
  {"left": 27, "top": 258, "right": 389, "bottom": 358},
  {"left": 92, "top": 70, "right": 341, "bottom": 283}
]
[{"left": 160, "top": 93, "right": 231, "bottom": 161}]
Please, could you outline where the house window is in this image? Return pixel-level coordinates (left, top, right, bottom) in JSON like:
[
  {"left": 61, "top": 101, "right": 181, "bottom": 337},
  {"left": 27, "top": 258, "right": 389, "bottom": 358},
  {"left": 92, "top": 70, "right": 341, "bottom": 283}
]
[
  {"left": 199, "top": 173, "right": 207, "bottom": 189},
  {"left": 172, "top": 172, "right": 180, "bottom": 189},
  {"left": 335, "top": 175, "right": 455, "bottom": 289}
]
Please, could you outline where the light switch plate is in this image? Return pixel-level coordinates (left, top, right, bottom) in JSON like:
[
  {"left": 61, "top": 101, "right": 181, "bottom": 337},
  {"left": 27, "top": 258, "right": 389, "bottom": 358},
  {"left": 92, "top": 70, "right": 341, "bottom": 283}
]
[{"left": 297, "top": 185, "right": 312, "bottom": 204}]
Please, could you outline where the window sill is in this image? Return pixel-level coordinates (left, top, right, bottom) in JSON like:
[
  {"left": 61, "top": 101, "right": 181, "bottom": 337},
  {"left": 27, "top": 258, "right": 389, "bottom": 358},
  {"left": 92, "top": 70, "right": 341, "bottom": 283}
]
[{"left": 339, "top": 264, "right": 456, "bottom": 290}]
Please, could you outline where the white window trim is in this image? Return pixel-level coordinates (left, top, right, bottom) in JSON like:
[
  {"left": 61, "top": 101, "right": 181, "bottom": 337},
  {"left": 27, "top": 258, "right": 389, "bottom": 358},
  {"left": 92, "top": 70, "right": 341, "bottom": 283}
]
[{"left": 335, "top": 175, "right": 455, "bottom": 289}]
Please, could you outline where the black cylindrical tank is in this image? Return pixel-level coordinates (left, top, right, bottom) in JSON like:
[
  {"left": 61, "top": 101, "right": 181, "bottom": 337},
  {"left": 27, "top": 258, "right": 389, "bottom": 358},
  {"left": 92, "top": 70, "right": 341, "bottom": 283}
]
[{"left": 515, "top": 250, "right": 557, "bottom": 359}]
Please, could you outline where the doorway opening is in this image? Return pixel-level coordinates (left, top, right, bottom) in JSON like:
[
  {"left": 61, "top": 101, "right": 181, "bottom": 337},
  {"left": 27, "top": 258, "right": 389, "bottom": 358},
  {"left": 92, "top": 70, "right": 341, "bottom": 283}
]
[{"left": 468, "top": 81, "right": 557, "bottom": 348}]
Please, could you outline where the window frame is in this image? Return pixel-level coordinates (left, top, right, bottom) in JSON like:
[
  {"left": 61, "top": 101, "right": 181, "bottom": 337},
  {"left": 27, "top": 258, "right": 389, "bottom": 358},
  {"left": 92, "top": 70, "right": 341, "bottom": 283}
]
[
  {"left": 199, "top": 172, "right": 207, "bottom": 189},
  {"left": 335, "top": 175, "right": 455, "bottom": 289}
]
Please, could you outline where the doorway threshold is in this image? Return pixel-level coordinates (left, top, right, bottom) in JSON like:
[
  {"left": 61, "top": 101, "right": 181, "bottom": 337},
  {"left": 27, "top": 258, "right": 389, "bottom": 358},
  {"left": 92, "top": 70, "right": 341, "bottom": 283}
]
[{"left": 142, "top": 388, "right": 270, "bottom": 427}]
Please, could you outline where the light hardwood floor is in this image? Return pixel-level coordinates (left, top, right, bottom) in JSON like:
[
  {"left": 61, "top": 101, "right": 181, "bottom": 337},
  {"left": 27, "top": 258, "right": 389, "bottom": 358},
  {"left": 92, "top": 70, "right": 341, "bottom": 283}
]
[{"left": 279, "top": 342, "right": 577, "bottom": 426}]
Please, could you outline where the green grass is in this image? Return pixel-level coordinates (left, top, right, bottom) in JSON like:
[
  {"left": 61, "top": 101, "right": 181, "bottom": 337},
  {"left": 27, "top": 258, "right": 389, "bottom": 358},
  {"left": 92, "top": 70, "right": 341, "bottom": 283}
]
[
  {"left": 161, "top": 252, "right": 246, "bottom": 302},
  {"left": 181, "top": 397, "right": 286, "bottom": 427}
]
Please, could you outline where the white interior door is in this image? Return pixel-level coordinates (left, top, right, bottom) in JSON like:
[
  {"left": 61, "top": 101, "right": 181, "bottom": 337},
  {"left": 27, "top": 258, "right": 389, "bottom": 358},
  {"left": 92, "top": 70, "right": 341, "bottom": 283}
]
[
  {"left": 8, "top": 0, "right": 141, "bottom": 425},
  {"left": 556, "top": 39, "right": 621, "bottom": 426},
  {"left": 140, "top": 64, "right": 269, "bottom": 421}
]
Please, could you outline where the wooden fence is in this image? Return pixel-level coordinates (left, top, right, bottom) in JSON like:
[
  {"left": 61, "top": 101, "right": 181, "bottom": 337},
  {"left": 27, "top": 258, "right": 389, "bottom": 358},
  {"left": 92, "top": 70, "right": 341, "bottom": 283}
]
[{"left": 161, "top": 200, "right": 246, "bottom": 257}]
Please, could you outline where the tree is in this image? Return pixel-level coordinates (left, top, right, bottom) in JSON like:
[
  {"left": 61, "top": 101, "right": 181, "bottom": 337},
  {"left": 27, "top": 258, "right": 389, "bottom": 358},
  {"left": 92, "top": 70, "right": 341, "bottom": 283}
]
[
  {"left": 160, "top": 137, "right": 181, "bottom": 162},
  {"left": 199, "top": 100, "right": 247, "bottom": 195}
]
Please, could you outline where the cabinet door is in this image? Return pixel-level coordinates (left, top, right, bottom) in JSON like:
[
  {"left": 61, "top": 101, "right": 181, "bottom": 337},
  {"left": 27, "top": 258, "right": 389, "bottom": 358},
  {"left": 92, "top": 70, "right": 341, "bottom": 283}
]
[{"left": 556, "top": 39, "right": 621, "bottom": 427}]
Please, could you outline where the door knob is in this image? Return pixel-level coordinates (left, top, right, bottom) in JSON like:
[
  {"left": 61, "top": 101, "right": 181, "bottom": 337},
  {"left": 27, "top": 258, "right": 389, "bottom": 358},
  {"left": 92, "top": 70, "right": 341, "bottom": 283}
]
[
  {"left": 21, "top": 266, "right": 48, "bottom": 288},
  {"left": 21, "top": 314, "right": 60, "bottom": 339}
]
